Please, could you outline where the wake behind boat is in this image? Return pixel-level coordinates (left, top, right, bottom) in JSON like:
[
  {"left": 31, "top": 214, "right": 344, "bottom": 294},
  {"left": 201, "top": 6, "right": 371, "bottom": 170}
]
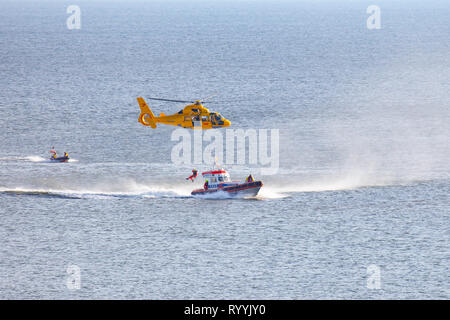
[{"left": 191, "top": 169, "right": 263, "bottom": 198}]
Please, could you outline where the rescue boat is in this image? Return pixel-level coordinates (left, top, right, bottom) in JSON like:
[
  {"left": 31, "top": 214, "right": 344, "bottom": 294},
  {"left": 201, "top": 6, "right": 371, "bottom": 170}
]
[{"left": 191, "top": 169, "right": 263, "bottom": 197}]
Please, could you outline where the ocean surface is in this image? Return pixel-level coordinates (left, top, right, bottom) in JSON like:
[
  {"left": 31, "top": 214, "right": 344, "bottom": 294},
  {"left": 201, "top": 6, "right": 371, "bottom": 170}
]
[{"left": 0, "top": 0, "right": 449, "bottom": 299}]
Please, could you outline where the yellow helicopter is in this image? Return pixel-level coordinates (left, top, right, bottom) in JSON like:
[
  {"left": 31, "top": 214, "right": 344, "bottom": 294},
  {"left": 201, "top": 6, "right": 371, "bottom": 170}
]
[{"left": 137, "top": 97, "right": 231, "bottom": 129}]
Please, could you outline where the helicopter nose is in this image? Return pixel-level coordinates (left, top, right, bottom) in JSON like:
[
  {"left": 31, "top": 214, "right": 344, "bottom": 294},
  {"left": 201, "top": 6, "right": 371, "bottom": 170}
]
[{"left": 224, "top": 119, "right": 231, "bottom": 127}]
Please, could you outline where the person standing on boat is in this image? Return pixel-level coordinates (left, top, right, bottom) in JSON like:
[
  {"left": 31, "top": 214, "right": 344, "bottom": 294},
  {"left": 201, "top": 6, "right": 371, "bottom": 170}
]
[
  {"left": 49, "top": 147, "right": 57, "bottom": 159},
  {"left": 246, "top": 174, "right": 254, "bottom": 183},
  {"left": 204, "top": 180, "right": 209, "bottom": 190}
]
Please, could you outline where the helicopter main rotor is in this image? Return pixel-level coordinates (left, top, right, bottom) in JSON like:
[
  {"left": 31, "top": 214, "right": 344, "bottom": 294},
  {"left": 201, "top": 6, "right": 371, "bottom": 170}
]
[{"left": 146, "top": 94, "right": 219, "bottom": 104}]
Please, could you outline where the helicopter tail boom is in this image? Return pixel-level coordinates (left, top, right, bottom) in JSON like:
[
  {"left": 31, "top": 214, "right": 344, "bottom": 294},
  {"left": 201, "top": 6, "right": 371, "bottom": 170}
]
[{"left": 137, "top": 97, "right": 157, "bottom": 128}]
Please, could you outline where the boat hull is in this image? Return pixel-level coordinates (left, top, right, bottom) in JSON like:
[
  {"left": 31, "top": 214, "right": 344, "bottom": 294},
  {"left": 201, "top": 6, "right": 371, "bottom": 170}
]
[
  {"left": 50, "top": 157, "right": 70, "bottom": 163},
  {"left": 191, "top": 181, "right": 263, "bottom": 198}
]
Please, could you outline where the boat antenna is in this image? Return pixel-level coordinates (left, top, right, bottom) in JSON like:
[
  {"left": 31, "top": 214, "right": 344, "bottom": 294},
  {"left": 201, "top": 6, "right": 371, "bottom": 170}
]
[{"left": 214, "top": 156, "right": 221, "bottom": 170}]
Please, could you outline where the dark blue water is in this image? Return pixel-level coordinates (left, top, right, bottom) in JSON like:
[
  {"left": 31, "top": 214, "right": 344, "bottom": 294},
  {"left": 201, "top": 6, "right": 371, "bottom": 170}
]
[{"left": 0, "top": 0, "right": 449, "bottom": 299}]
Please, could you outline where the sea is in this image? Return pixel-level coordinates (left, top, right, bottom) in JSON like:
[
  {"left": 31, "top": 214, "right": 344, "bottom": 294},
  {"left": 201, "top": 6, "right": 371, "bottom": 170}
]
[{"left": 0, "top": 0, "right": 449, "bottom": 299}]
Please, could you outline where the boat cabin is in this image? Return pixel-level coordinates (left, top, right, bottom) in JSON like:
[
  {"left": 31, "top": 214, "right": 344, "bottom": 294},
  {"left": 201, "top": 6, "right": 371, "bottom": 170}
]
[{"left": 202, "top": 170, "right": 235, "bottom": 189}]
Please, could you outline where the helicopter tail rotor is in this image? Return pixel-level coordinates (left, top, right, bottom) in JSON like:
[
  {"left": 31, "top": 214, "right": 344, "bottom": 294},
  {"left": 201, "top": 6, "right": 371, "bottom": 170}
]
[{"left": 137, "top": 97, "right": 157, "bottom": 129}]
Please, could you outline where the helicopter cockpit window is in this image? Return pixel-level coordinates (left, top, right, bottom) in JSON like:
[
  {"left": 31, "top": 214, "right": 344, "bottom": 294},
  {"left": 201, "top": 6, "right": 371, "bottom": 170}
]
[
  {"left": 178, "top": 110, "right": 183, "bottom": 114},
  {"left": 214, "top": 114, "right": 222, "bottom": 121}
]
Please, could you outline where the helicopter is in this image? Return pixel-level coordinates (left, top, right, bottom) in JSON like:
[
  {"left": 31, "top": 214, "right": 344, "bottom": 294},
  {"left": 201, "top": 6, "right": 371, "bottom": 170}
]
[{"left": 137, "top": 96, "right": 231, "bottom": 129}]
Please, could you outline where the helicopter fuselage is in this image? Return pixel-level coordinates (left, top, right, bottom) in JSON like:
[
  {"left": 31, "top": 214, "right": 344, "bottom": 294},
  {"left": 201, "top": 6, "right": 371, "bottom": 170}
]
[{"left": 137, "top": 98, "right": 231, "bottom": 129}]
